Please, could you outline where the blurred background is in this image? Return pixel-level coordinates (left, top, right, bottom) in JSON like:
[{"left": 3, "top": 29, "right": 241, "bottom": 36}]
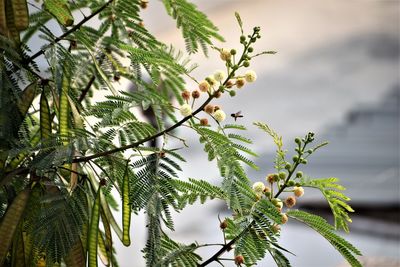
[
  {"left": 29, "top": 0, "right": 400, "bottom": 266},
  {"left": 118, "top": 0, "right": 399, "bottom": 266}
]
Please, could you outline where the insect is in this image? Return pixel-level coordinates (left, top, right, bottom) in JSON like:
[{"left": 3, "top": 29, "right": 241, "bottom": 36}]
[{"left": 231, "top": 111, "right": 243, "bottom": 121}]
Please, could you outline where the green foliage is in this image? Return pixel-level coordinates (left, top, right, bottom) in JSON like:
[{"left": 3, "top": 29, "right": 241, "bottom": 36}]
[
  {"left": 254, "top": 122, "right": 286, "bottom": 171},
  {"left": 162, "top": 0, "right": 224, "bottom": 55},
  {"left": 157, "top": 235, "right": 201, "bottom": 267},
  {"left": 0, "top": 1, "right": 361, "bottom": 267},
  {"left": 43, "top": 0, "right": 74, "bottom": 26},
  {"left": 301, "top": 177, "right": 354, "bottom": 232},
  {"left": 172, "top": 178, "right": 226, "bottom": 208},
  {"left": 287, "top": 210, "right": 362, "bottom": 267}
]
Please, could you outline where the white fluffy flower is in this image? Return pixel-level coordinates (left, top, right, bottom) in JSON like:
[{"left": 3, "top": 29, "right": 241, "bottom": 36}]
[
  {"left": 213, "top": 109, "right": 226, "bottom": 122},
  {"left": 207, "top": 76, "right": 217, "bottom": 87},
  {"left": 244, "top": 70, "right": 257, "bottom": 83},
  {"left": 198, "top": 80, "right": 210, "bottom": 92},
  {"left": 213, "top": 70, "right": 226, "bottom": 82},
  {"left": 179, "top": 104, "right": 192, "bottom": 117},
  {"left": 293, "top": 186, "right": 304, "bottom": 197},
  {"left": 252, "top": 182, "right": 265, "bottom": 193},
  {"left": 219, "top": 48, "right": 231, "bottom": 61}
]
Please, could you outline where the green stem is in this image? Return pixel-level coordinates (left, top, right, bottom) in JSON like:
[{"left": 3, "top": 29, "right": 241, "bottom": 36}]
[{"left": 25, "top": 0, "right": 114, "bottom": 65}]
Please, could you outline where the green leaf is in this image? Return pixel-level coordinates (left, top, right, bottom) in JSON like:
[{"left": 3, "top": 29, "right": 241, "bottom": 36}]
[
  {"left": 0, "top": 189, "right": 30, "bottom": 266},
  {"left": 161, "top": 0, "right": 224, "bottom": 55},
  {"left": 88, "top": 188, "right": 101, "bottom": 267},
  {"left": 287, "top": 210, "right": 362, "bottom": 267},
  {"left": 43, "top": 0, "right": 74, "bottom": 26},
  {"left": 302, "top": 177, "right": 354, "bottom": 232}
]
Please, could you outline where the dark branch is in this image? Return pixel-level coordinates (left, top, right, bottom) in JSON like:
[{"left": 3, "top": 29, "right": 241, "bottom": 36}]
[
  {"left": 78, "top": 75, "right": 96, "bottom": 103},
  {"left": 25, "top": 0, "right": 114, "bottom": 65},
  {"left": 73, "top": 94, "right": 214, "bottom": 163}
]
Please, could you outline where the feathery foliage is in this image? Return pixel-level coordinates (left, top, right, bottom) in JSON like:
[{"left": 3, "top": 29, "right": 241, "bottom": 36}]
[
  {"left": 287, "top": 210, "right": 362, "bottom": 267},
  {"left": 0, "top": 1, "right": 361, "bottom": 266},
  {"left": 301, "top": 177, "right": 354, "bottom": 232}
]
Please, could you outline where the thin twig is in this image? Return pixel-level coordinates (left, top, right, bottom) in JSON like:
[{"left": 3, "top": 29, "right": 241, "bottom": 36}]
[{"left": 25, "top": 0, "right": 114, "bottom": 65}]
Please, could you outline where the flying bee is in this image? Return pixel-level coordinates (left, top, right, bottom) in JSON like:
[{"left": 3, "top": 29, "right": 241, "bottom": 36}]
[{"left": 231, "top": 111, "right": 243, "bottom": 121}]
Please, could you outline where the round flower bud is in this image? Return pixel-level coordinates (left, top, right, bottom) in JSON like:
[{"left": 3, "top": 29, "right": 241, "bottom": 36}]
[
  {"left": 229, "top": 90, "right": 236, "bottom": 97},
  {"left": 214, "top": 91, "right": 222, "bottom": 98},
  {"left": 266, "top": 174, "right": 276, "bottom": 184},
  {"left": 206, "top": 76, "right": 217, "bottom": 87},
  {"left": 226, "top": 79, "right": 235, "bottom": 88},
  {"left": 307, "top": 149, "right": 314, "bottom": 154},
  {"left": 281, "top": 213, "right": 288, "bottom": 224},
  {"left": 220, "top": 48, "right": 232, "bottom": 61},
  {"left": 192, "top": 90, "right": 200, "bottom": 99},
  {"left": 287, "top": 180, "right": 296, "bottom": 187},
  {"left": 252, "top": 182, "right": 265, "bottom": 194},
  {"left": 220, "top": 220, "right": 228, "bottom": 229},
  {"left": 204, "top": 104, "right": 214, "bottom": 114},
  {"left": 295, "top": 137, "right": 301, "bottom": 144},
  {"left": 285, "top": 196, "right": 296, "bottom": 208},
  {"left": 235, "top": 255, "right": 245, "bottom": 265},
  {"left": 213, "top": 70, "right": 226, "bottom": 82},
  {"left": 272, "top": 224, "right": 281, "bottom": 233},
  {"left": 292, "top": 155, "right": 299, "bottom": 162},
  {"left": 296, "top": 171, "right": 303, "bottom": 178},
  {"left": 200, "top": 118, "right": 208, "bottom": 126},
  {"left": 179, "top": 104, "right": 192, "bottom": 117},
  {"left": 278, "top": 171, "right": 286, "bottom": 180},
  {"left": 199, "top": 80, "right": 210, "bottom": 92},
  {"left": 302, "top": 159, "right": 308, "bottom": 164},
  {"left": 240, "top": 35, "right": 246, "bottom": 42},
  {"left": 230, "top": 49, "right": 237, "bottom": 55},
  {"left": 293, "top": 186, "right": 304, "bottom": 197},
  {"left": 272, "top": 198, "right": 283, "bottom": 209},
  {"left": 181, "top": 90, "right": 191, "bottom": 101},
  {"left": 236, "top": 77, "right": 246, "bottom": 89},
  {"left": 244, "top": 70, "right": 257, "bottom": 83},
  {"left": 243, "top": 61, "right": 250, "bottom": 67},
  {"left": 248, "top": 47, "right": 254, "bottom": 53},
  {"left": 109, "top": 14, "right": 116, "bottom": 21},
  {"left": 140, "top": 0, "right": 149, "bottom": 9},
  {"left": 285, "top": 163, "right": 292, "bottom": 170},
  {"left": 213, "top": 109, "right": 226, "bottom": 122}
]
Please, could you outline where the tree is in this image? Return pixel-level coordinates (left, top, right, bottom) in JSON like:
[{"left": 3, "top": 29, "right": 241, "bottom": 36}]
[{"left": 0, "top": 0, "right": 361, "bottom": 266}]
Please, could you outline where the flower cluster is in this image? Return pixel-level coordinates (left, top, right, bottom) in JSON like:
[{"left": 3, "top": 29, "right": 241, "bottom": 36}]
[{"left": 176, "top": 26, "right": 264, "bottom": 131}]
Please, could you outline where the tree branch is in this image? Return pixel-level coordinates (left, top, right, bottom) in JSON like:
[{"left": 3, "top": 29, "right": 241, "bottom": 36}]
[
  {"left": 73, "top": 94, "right": 215, "bottom": 163},
  {"left": 72, "top": 29, "right": 257, "bottom": 163},
  {"left": 25, "top": 0, "right": 114, "bottom": 65},
  {"left": 198, "top": 222, "right": 252, "bottom": 267}
]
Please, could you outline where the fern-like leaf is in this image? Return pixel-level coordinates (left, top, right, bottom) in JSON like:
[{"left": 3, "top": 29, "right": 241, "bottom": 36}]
[
  {"left": 172, "top": 178, "right": 226, "bottom": 209},
  {"left": 302, "top": 177, "right": 354, "bottom": 232},
  {"left": 162, "top": 0, "right": 224, "bottom": 55},
  {"left": 287, "top": 210, "right": 362, "bottom": 267}
]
